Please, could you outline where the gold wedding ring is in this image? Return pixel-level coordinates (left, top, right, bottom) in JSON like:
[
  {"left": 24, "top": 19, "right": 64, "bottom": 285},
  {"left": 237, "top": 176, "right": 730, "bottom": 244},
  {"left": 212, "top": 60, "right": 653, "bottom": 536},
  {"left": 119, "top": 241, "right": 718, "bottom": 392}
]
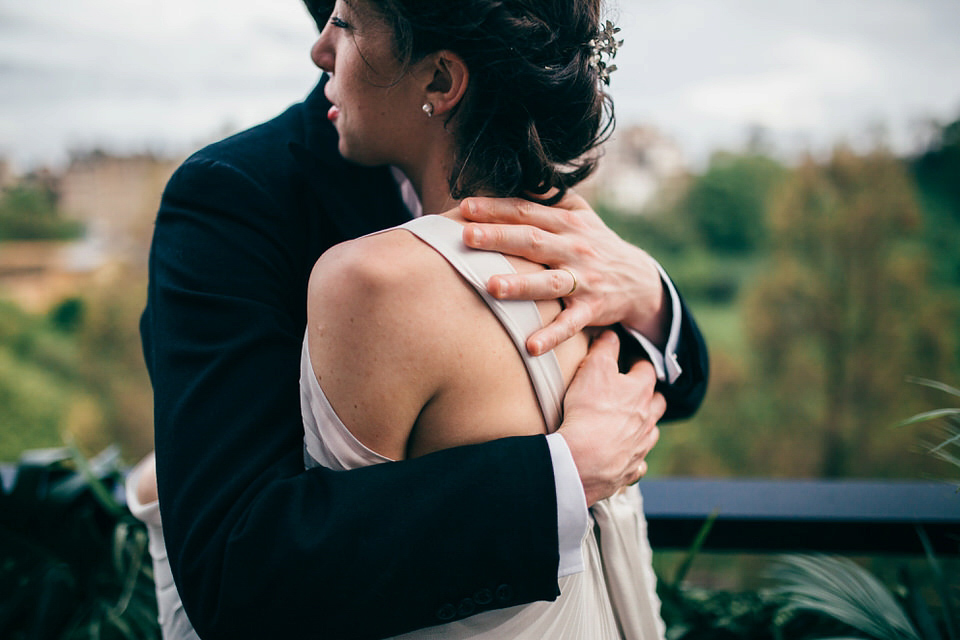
[{"left": 561, "top": 268, "right": 577, "bottom": 296}]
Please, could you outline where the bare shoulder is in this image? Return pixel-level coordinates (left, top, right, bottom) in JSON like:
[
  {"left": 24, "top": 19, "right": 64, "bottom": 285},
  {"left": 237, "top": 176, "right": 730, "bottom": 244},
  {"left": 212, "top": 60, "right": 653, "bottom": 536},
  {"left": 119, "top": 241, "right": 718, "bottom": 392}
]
[
  {"left": 305, "top": 228, "right": 462, "bottom": 459},
  {"left": 308, "top": 229, "right": 454, "bottom": 331}
]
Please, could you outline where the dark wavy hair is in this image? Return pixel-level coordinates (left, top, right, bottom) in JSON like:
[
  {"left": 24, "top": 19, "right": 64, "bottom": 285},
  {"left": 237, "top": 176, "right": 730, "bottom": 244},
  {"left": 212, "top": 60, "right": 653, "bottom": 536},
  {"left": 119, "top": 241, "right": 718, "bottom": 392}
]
[{"left": 308, "top": 0, "right": 615, "bottom": 204}]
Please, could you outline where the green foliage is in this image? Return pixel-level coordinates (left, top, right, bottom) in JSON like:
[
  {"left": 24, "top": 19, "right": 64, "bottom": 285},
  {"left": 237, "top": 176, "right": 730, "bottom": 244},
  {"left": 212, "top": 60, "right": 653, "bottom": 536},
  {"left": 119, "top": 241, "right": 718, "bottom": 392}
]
[
  {"left": 656, "top": 516, "right": 851, "bottom": 639},
  {"left": 0, "top": 348, "right": 73, "bottom": 459},
  {"left": 911, "top": 117, "right": 960, "bottom": 289},
  {"left": 770, "top": 555, "right": 923, "bottom": 640},
  {"left": 0, "top": 185, "right": 84, "bottom": 241},
  {"left": 740, "top": 147, "right": 956, "bottom": 477},
  {"left": 661, "top": 587, "right": 785, "bottom": 640},
  {"left": 0, "top": 276, "right": 153, "bottom": 463},
  {"left": 902, "top": 378, "right": 960, "bottom": 487},
  {"left": 602, "top": 208, "right": 761, "bottom": 308},
  {"left": 603, "top": 140, "right": 960, "bottom": 479},
  {"left": 0, "top": 447, "right": 160, "bottom": 639},
  {"left": 0, "top": 301, "right": 80, "bottom": 460},
  {"left": 658, "top": 513, "right": 957, "bottom": 640},
  {"left": 769, "top": 551, "right": 960, "bottom": 640},
  {"left": 49, "top": 297, "right": 87, "bottom": 334},
  {"left": 682, "top": 152, "right": 787, "bottom": 255}
]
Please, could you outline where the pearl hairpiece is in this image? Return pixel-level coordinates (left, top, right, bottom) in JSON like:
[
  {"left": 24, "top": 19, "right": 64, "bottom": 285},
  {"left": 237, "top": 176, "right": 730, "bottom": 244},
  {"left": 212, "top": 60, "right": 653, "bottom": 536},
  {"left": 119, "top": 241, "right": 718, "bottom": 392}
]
[{"left": 588, "top": 20, "right": 623, "bottom": 86}]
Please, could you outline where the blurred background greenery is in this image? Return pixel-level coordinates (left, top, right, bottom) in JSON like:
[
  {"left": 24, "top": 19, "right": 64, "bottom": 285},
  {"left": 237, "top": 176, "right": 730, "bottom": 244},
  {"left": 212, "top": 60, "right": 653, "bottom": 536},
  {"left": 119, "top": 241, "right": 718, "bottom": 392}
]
[
  {"left": 1, "top": 117, "right": 958, "bottom": 481},
  {"left": 603, "top": 118, "right": 960, "bottom": 481}
]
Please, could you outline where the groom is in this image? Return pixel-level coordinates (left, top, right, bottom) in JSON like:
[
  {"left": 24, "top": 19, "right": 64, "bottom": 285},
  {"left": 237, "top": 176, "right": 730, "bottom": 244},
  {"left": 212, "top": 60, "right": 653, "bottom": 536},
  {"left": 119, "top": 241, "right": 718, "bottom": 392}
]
[{"left": 141, "top": 3, "right": 708, "bottom": 640}]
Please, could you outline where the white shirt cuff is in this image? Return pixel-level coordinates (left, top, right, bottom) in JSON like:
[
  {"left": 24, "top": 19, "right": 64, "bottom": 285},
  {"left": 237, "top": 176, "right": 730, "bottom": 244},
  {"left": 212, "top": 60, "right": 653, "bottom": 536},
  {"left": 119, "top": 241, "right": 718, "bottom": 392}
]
[
  {"left": 546, "top": 432, "right": 589, "bottom": 577},
  {"left": 625, "top": 260, "right": 683, "bottom": 384}
]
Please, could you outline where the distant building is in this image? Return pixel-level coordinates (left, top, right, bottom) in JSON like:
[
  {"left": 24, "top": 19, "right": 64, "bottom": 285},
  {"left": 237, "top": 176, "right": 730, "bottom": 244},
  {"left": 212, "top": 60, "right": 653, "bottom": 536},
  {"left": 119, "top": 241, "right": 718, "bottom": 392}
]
[
  {"left": 0, "top": 158, "right": 14, "bottom": 190},
  {"left": 58, "top": 150, "right": 181, "bottom": 264},
  {"left": 0, "top": 240, "right": 114, "bottom": 312},
  {"left": 0, "top": 151, "right": 180, "bottom": 311},
  {"left": 579, "top": 125, "right": 688, "bottom": 215}
]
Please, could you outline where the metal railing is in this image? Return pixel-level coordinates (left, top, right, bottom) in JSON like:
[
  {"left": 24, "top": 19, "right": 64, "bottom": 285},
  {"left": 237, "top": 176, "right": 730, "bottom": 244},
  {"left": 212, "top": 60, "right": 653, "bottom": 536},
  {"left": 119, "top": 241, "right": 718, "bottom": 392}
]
[
  {"left": 4, "top": 459, "right": 959, "bottom": 556},
  {"left": 641, "top": 478, "right": 960, "bottom": 555}
]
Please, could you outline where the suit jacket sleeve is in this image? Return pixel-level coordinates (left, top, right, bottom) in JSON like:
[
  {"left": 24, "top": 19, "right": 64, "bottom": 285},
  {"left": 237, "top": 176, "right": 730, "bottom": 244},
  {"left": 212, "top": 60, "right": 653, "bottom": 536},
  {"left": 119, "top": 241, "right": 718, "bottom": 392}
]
[
  {"left": 142, "top": 152, "right": 560, "bottom": 640},
  {"left": 659, "top": 293, "right": 709, "bottom": 423}
]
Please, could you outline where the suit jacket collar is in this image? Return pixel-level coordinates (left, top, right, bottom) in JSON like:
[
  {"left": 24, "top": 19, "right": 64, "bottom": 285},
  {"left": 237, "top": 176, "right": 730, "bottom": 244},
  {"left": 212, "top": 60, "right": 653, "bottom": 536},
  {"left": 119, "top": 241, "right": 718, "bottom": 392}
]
[{"left": 290, "top": 75, "right": 411, "bottom": 241}]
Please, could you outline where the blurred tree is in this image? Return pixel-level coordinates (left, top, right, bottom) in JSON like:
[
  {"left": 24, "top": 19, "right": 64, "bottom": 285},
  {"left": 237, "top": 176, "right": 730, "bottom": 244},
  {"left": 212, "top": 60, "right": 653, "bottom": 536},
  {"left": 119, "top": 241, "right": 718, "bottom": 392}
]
[
  {"left": 682, "top": 151, "right": 786, "bottom": 255},
  {"left": 0, "top": 184, "right": 84, "bottom": 241},
  {"left": 743, "top": 147, "right": 956, "bottom": 477},
  {"left": 0, "top": 301, "right": 77, "bottom": 460},
  {"left": 602, "top": 151, "right": 786, "bottom": 308},
  {"left": 48, "top": 297, "right": 86, "bottom": 333},
  {"left": 0, "top": 269, "right": 153, "bottom": 463},
  {"left": 910, "top": 116, "right": 960, "bottom": 307},
  {"left": 72, "top": 268, "right": 154, "bottom": 457}
]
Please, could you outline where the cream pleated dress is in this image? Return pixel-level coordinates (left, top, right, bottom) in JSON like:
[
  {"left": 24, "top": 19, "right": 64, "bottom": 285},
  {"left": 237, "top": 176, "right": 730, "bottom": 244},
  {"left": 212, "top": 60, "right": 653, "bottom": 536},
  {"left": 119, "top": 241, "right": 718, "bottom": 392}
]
[{"left": 301, "top": 215, "right": 666, "bottom": 639}]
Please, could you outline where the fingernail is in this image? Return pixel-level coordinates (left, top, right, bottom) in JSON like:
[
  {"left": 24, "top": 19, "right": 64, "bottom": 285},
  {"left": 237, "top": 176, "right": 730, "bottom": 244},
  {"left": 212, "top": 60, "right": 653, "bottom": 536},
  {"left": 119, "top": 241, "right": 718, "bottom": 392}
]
[
  {"left": 529, "top": 339, "right": 543, "bottom": 355},
  {"left": 491, "top": 276, "right": 506, "bottom": 297},
  {"left": 470, "top": 226, "right": 485, "bottom": 244},
  {"left": 466, "top": 199, "right": 477, "bottom": 217}
]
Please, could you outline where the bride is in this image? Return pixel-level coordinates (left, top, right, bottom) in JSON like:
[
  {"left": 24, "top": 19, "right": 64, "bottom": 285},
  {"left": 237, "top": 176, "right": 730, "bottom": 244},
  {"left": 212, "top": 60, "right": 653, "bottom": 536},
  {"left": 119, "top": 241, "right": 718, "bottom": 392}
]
[
  {"left": 302, "top": 0, "right": 665, "bottom": 638},
  {"left": 129, "top": 0, "right": 669, "bottom": 637}
]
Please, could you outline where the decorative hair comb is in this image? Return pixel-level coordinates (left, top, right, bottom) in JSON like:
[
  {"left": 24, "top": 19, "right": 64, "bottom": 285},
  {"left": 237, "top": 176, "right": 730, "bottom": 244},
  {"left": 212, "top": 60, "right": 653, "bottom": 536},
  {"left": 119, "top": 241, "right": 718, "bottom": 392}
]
[{"left": 589, "top": 20, "right": 623, "bottom": 85}]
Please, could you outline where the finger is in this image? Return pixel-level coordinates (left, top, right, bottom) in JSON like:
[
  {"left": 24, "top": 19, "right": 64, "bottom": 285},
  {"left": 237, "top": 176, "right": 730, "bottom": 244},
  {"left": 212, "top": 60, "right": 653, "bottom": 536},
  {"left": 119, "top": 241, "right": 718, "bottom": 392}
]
[
  {"left": 463, "top": 223, "right": 571, "bottom": 265},
  {"left": 487, "top": 269, "right": 577, "bottom": 301},
  {"left": 525, "top": 305, "right": 594, "bottom": 356},
  {"left": 630, "top": 460, "right": 648, "bottom": 485},
  {"left": 557, "top": 189, "right": 590, "bottom": 212},
  {"left": 649, "top": 392, "right": 667, "bottom": 423},
  {"left": 578, "top": 328, "right": 620, "bottom": 363},
  {"left": 461, "top": 197, "right": 566, "bottom": 232},
  {"left": 625, "top": 357, "right": 657, "bottom": 381},
  {"left": 645, "top": 425, "right": 661, "bottom": 452}
]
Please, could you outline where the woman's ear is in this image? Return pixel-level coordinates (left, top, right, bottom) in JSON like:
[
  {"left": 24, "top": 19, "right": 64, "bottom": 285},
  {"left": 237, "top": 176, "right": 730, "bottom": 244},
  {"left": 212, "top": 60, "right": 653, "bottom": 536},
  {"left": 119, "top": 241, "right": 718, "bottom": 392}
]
[{"left": 424, "top": 51, "right": 468, "bottom": 116}]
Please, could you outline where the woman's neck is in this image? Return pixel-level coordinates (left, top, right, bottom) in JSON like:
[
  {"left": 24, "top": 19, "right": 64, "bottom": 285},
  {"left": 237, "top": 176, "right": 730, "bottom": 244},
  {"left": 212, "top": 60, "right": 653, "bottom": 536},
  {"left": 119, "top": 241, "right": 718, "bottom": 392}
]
[
  {"left": 417, "top": 170, "right": 459, "bottom": 216},
  {"left": 397, "top": 129, "right": 499, "bottom": 218},
  {"left": 396, "top": 131, "right": 461, "bottom": 216}
]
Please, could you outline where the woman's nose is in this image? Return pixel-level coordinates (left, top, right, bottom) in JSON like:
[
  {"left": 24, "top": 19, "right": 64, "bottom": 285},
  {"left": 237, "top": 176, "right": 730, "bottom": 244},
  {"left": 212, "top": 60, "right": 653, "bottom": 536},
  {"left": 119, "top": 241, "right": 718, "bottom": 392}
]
[{"left": 310, "top": 34, "right": 334, "bottom": 72}]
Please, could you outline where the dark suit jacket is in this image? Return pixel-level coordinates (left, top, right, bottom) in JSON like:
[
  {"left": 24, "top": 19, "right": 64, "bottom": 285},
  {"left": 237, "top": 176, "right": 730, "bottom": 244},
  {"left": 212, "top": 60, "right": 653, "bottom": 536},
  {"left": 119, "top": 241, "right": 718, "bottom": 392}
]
[{"left": 141, "top": 76, "right": 708, "bottom": 640}]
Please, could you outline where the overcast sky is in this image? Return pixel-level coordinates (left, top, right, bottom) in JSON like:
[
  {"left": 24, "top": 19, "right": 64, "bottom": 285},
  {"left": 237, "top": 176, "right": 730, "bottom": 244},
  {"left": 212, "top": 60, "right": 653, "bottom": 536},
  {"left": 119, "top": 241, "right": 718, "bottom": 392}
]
[{"left": 1, "top": 0, "right": 959, "bottom": 171}]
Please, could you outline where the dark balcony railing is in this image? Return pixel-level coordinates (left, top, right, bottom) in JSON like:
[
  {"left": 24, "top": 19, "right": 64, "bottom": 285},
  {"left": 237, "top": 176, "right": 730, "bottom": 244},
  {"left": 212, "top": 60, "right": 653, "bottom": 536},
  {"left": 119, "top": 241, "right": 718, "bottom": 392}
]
[
  {"left": 4, "top": 460, "right": 958, "bottom": 556},
  {"left": 641, "top": 478, "right": 960, "bottom": 556}
]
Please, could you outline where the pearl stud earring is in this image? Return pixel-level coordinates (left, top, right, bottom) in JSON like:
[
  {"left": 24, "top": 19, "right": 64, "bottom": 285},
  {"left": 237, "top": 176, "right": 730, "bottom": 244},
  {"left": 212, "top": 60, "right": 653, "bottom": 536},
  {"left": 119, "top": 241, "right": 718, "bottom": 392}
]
[{"left": 422, "top": 103, "right": 434, "bottom": 117}]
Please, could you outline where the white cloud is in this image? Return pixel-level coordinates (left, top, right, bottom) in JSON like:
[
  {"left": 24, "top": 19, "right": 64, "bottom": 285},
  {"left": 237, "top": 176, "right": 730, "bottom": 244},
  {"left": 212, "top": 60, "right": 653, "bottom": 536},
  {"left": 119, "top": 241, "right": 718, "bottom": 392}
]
[
  {"left": 685, "top": 35, "right": 881, "bottom": 130},
  {"left": 1, "top": 0, "right": 959, "bottom": 169}
]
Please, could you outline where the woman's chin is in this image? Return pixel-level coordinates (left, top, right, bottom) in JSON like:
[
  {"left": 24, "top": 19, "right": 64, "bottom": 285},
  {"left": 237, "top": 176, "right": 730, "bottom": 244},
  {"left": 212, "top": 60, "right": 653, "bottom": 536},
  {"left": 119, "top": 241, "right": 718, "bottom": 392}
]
[
  {"left": 337, "top": 142, "right": 383, "bottom": 168},
  {"left": 336, "top": 140, "right": 361, "bottom": 164}
]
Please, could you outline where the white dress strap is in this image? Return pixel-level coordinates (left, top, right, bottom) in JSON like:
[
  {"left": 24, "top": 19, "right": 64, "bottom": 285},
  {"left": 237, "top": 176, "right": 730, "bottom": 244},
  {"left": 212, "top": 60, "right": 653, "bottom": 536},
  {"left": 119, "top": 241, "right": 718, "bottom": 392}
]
[{"left": 397, "top": 215, "right": 566, "bottom": 431}]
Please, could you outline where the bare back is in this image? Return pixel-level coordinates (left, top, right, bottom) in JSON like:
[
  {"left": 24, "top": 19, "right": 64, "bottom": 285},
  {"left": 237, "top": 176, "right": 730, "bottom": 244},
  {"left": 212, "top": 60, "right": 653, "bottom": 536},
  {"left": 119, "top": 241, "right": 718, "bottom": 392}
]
[{"left": 306, "top": 213, "right": 589, "bottom": 460}]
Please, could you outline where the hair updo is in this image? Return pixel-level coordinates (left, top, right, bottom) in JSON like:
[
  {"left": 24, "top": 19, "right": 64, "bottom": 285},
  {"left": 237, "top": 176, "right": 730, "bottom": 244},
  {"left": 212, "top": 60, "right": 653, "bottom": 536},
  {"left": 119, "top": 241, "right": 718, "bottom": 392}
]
[{"left": 311, "top": 0, "right": 616, "bottom": 204}]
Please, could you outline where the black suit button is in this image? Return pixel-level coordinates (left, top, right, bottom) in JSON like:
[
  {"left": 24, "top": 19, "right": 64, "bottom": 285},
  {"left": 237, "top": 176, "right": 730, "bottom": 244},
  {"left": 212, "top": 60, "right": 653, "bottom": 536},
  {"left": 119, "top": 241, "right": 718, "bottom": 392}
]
[
  {"left": 495, "top": 584, "right": 514, "bottom": 603},
  {"left": 474, "top": 588, "right": 493, "bottom": 605},
  {"left": 436, "top": 604, "right": 456, "bottom": 621},
  {"left": 458, "top": 598, "right": 476, "bottom": 616}
]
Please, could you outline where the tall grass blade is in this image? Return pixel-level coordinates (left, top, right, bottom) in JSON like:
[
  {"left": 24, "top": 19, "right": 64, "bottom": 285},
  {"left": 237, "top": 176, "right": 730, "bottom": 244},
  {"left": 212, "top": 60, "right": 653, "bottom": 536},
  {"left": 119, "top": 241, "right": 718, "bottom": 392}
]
[
  {"left": 929, "top": 430, "right": 960, "bottom": 454},
  {"left": 672, "top": 510, "right": 718, "bottom": 587},
  {"left": 771, "top": 555, "right": 921, "bottom": 640},
  {"left": 906, "top": 377, "right": 960, "bottom": 398},
  {"left": 899, "top": 409, "right": 960, "bottom": 428},
  {"left": 64, "top": 441, "right": 123, "bottom": 518}
]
